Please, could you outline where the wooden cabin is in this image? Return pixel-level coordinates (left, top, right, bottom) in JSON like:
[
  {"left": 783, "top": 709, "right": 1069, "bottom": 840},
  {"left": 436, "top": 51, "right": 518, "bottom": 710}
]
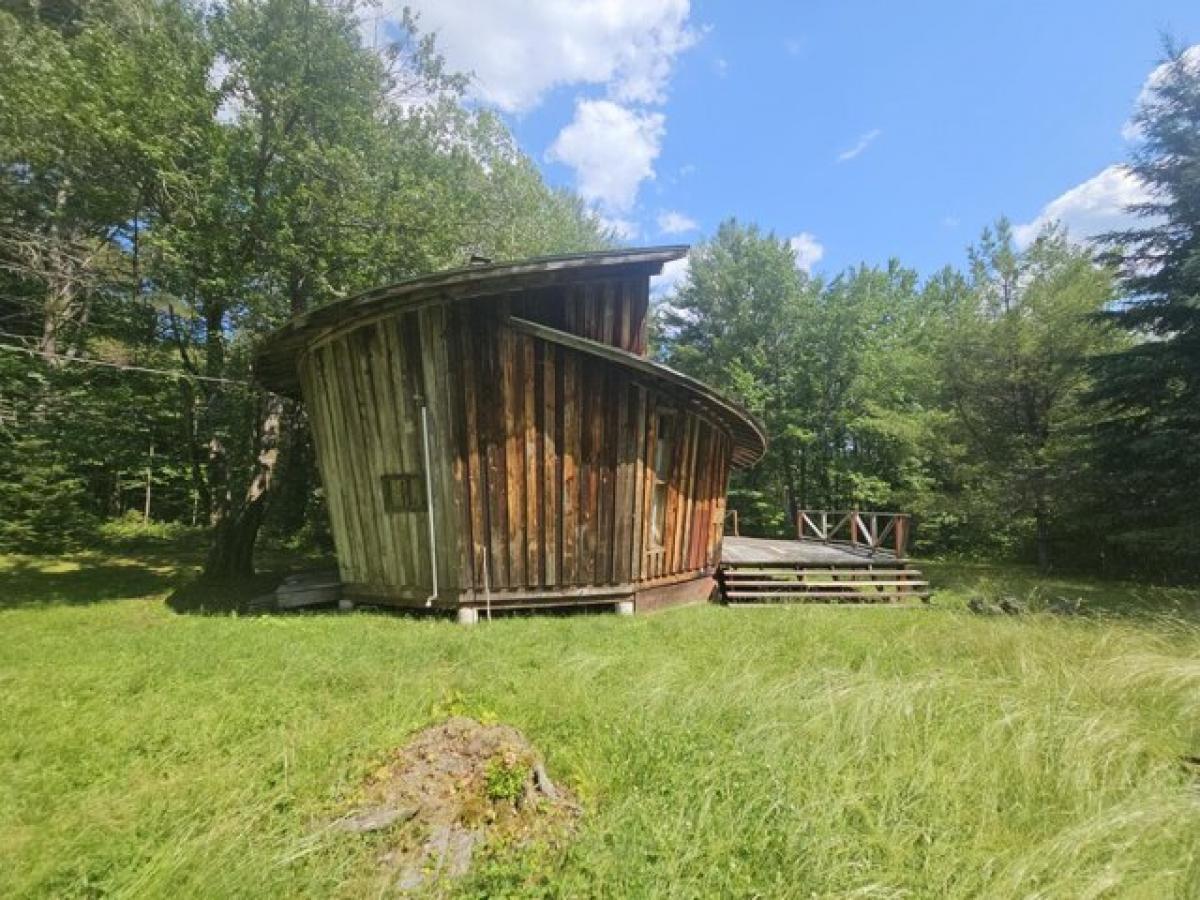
[{"left": 254, "top": 246, "right": 767, "bottom": 619}]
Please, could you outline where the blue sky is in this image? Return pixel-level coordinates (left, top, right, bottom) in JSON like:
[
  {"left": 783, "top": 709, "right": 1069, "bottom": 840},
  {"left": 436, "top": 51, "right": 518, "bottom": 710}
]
[{"left": 393, "top": 1, "right": 1199, "bottom": 284}]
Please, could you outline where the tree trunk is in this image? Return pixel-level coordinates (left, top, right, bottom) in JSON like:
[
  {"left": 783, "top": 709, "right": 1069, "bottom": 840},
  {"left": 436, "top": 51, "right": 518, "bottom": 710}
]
[
  {"left": 204, "top": 497, "right": 270, "bottom": 580},
  {"left": 202, "top": 396, "right": 286, "bottom": 580},
  {"left": 1034, "top": 504, "right": 1051, "bottom": 573}
]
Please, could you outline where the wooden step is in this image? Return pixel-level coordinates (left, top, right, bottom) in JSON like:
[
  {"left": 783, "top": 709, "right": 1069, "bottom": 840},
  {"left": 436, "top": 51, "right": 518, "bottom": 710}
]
[
  {"left": 715, "top": 585, "right": 931, "bottom": 592},
  {"left": 723, "top": 568, "right": 922, "bottom": 577},
  {"left": 717, "top": 557, "right": 931, "bottom": 605},
  {"left": 727, "top": 601, "right": 928, "bottom": 609},
  {"left": 724, "top": 591, "right": 928, "bottom": 601}
]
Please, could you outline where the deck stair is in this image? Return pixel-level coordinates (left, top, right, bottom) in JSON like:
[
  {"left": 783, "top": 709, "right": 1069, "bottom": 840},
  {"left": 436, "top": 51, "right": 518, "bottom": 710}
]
[{"left": 719, "top": 562, "right": 930, "bottom": 604}]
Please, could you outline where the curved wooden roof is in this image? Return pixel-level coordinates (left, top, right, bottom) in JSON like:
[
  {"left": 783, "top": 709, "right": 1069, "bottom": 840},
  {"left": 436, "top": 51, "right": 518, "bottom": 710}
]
[{"left": 253, "top": 246, "right": 767, "bottom": 467}]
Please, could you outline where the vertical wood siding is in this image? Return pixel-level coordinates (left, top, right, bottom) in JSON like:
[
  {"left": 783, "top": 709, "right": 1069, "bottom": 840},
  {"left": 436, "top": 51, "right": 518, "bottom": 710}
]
[
  {"left": 509, "top": 275, "right": 650, "bottom": 354},
  {"left": 299, "top": 279, "right": 732, "bottom": 604},
  {"left": 447, "top": 307, "right": 730, "bottom": 599},
  {"left": 299, "top": 310, "right": 463, "bottom": 599}
]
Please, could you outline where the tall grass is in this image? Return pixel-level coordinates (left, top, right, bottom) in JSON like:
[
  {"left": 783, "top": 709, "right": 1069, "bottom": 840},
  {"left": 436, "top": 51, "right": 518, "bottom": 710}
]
[{"left": 1, "top": 551, "right": 1198, "bottom": 897}]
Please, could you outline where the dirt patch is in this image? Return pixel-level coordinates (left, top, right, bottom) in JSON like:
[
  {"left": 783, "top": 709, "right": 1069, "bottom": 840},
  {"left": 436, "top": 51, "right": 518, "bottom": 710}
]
[{"left": 333, "top": 717, "right": 578, "bottom": 891}]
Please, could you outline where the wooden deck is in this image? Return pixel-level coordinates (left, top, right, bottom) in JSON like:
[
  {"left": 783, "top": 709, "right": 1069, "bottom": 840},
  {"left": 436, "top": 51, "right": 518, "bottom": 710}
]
[
  {"left": 721, "top": 536, "right": 897, "bottom": 566},
  {"left": 718, "top": 537, "right": 927, "bottom": 604}
]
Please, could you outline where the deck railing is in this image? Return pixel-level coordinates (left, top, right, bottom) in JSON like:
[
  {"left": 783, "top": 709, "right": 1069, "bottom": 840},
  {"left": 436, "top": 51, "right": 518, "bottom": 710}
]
[
  {"left": 724, "top": 509, "right": 740, "bottom": 537},
  {"left": 796, "top": 509, "right": 911, "bottom": 559}
]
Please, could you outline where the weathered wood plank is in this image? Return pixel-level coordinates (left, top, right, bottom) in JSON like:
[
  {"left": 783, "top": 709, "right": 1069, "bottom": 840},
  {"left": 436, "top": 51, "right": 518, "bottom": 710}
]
[
  {"left": 600, "top": 280, "right": 616, "bottom": 346},
  {"left": 663, "top": 412, "right": 688, "bottom": 576},
  {"left": 593, "top": 369, "right": 613, "bottom": 583},
  {"left": 640, "top": 401, "right": 660, "bottom": 580},
  {"left": 440, "top": 312, "right": 475, "bottom": 592},
  {"left": 712, "top": 434, "right": 731, "bottom": 566},
  {"left": 379, "top": 316, "right": 422, "bottom": 585},
  {"left": 631, "top": 276, "right": 649, "bottom": 355},
  {"left": 619, "top": 381, "right": 638, "bottom": 585},
  {"left": 561, "top": 349, "right": 579, "bottom": 584},
  {"left": 334, "top": 335, "right": 384, "bottom": 586},
  {"left": 582, "top": 282, "right": 599, "bottom": 342},
  {"left": 456, "top": 314, "right": 488, "bottom": 589},
  {"left": 630, "top": 385, "right": 647, "bottom": 581},
  {"left": 301, "top": 349, "right": 359, "bottom": 582},
  {"left": 692, "top": 423, "right": 715, "bottom": 570},
  {"left": 671, "top": 415, "right": 692, "bottom": 574},
  {"left": 578, "top": 364, "right": 600, "bottom": 585},
  {"left": 418, "top": 306, "right": 462, "bottom": 596},
  {"left": 701, "top": 424, "right": 721, "bottom": 567},
  {"left": 542, "top": 343, "right": 558, "bottom": 587},
  {"left": 617, "top": 280, "right": 633, "bottom": 351},
  {"left": 400, "top": 313, "right": 433, "bottom": 586},
  {"left": 480, "top": 317, "right": 510, "bottom": 589},
  {"left": 500, "top": 317, "right": 526, "bottom": 587},
  {"left": 321, "top": 342, "right": 362, "bottom": 583},
  {"left": 396, "top": 317, "right": 432, "bottom": 586},
  {"left": 353, "top": 326, "right": 404, "bottom": 589},
  {"left": 523, "top": 334, "right": 540, "bottom": 587}
]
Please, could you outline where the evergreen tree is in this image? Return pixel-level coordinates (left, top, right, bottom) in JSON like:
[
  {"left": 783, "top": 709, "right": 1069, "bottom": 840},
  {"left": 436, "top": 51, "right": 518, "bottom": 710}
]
[{"left": 1093, "top": 44, "right": 1200, "bottom": 572}]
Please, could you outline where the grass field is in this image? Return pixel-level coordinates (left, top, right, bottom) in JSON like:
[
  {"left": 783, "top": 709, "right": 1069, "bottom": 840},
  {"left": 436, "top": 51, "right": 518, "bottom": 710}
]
[{"left": 2, "top": 545, "right": 1199, "bottom": 898}]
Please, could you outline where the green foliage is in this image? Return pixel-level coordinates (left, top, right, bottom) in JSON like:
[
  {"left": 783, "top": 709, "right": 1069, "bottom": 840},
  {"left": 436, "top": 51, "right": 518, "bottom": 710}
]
[
  {"left": 1091, "top": 43, "right": 1200, "bottom": 574},
  {"left": 484, "top": 753, "right": 530, "bottom": 803},
  {"left": 0, "top": 2, "right": 1194, "bottom": 578},
  {"left": 96, "top": 510, "right": 197, "bottom": 544},
  {"left": 0, "top": 0, "right": 607, "bottom": 567},
  {"left": 937, "top": 220, "right": 1121, "bottom": 566},
  {"left": 430, "top": 690, "right": 498, "bottom": 726},
  {"left": 661, "top": 218, "right": 1120, "bottom": 568},
  {"left": 0, "top": 433, "right": 97, "bottom": 551},
  {"left": 1, "top": 547, "right": 1198, "bottom": 896}
]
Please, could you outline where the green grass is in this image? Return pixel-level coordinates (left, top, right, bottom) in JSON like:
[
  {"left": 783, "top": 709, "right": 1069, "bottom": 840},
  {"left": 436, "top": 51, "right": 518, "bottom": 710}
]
[{"left": 2, "top": 548, "right": 1199, "bottom": 898}]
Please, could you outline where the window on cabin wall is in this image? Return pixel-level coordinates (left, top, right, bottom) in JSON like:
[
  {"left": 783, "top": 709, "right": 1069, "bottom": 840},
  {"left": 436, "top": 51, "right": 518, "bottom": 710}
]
[{"left": 650, "top": 412, "right": 675, "bottom": 548}]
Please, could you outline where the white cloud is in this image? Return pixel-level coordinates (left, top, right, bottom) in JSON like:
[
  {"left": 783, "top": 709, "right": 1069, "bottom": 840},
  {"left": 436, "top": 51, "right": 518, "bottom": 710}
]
[
  {"left": 788, "top": 232, "right": 825, "bottom": 273},
  {"left": 597, "top": 215, "right": 639, "bottom": 241},
  {"left": 657, "top": 210, "right": 699, "bottom": 234},
  {"left": 389, "top": 0, "right": 698, "bottom": 113},
  {"left": 651, "top": 256, "right": 690, "bottom": 296},
  {"left": 1121, "top": 44, "right": 1200, "bottom": 141},
  {"left": 1013, "top": 165, "right": 1152, "bottom": 247},
  {"left": 836, "top": 128, "right": 881, "bottom": 163},
  {"left": 784, "top": 37, "right": 805, "bottom": 57},
  {"left": 547, "top": 99, "right": 665, "bottom": 213}
]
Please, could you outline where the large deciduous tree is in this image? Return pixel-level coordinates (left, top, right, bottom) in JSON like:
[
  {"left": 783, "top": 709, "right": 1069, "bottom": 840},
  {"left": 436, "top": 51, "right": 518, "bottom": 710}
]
[
  {"left": 661, "top": 220, "right": 938, "bottom": 537},
  {"left": 0, "top": 0, "right": 608, "bottom": 569},
  {"left": 939, "top": 220, "right": 1119, "bottom": 569},
  {"left": 0, "top": 0, "right": 212, "bottom": 355}
]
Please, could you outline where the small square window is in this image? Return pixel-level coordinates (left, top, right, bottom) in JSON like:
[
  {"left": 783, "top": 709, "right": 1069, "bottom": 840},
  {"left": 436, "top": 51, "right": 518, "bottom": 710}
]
[{"left": 381, "top": 473, "right": 426, "bottom": 513}]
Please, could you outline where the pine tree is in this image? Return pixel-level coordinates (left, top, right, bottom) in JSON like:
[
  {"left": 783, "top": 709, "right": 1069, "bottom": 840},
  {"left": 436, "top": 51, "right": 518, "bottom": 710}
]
[{"left": 1093, "top": 44, "right": 1200, "bottom": 572}]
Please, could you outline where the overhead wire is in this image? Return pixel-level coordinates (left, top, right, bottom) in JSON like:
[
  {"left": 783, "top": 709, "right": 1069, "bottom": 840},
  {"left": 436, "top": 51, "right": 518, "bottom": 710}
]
[{"left": 0, "top": 340, "right": 256, "bottom": 388}]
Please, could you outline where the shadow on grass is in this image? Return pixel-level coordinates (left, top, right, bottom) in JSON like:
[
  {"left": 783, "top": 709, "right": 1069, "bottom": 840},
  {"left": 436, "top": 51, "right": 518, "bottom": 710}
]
[
  {"left": 0, "top": 556, "right": 187, "bottom": 609},
  {"left": 165, "top": 554, "right": 340, "bottom": 617},
  {"left": 165, "top": 572, "right": 285, "bottom": 615},
  {"left": 1, "top": 537, "right": 337, "bottom": 614}
]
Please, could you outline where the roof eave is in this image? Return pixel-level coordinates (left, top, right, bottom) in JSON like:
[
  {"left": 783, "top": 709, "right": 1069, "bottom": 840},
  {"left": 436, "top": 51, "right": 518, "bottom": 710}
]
[{"left": 253, "top": 245, "right": 689, "bottom": 396}]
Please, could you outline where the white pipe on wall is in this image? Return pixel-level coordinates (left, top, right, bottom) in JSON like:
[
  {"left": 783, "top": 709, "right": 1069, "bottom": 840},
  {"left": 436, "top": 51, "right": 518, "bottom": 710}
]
[{"left": 420, "top": 403, "right": 438, "bottom": 607}]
